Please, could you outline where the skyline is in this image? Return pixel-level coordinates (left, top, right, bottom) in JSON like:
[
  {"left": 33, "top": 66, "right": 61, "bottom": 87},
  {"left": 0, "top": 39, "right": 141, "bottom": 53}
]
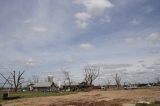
[{"left": 0, "top": 0, "right": 160, "bottom": 84}]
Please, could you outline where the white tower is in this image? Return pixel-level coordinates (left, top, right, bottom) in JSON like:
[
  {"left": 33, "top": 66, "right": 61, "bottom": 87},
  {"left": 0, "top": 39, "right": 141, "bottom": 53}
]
[{"left": 48, "top": 74, "right": 53, "bottom": 82}]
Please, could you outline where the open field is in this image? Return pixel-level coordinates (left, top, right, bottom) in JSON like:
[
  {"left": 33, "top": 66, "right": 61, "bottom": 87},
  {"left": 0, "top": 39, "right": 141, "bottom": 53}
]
[
  {"left": 1, "top": 88, "right": 160, "bottom": 106},
  {"left": 0, "top": 91, "right": 77, "bottom": 103}
]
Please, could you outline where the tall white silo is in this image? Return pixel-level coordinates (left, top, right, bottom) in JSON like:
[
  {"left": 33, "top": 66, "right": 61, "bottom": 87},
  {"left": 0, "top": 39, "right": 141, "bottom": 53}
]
[{"left": 48, "top": 74, "right": 53, "bottom": 82}]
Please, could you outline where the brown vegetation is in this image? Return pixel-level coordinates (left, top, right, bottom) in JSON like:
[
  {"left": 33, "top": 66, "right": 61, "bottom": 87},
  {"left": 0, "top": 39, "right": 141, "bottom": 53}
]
[{"left": 2, "top": 88, "right": 160, "bottom": 106}]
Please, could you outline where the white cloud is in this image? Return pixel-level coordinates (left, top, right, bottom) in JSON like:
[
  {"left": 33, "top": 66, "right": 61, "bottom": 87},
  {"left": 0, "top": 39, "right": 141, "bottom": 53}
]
[
  {"left": 26, "top": 58, "right": 41, "bottom": 67},
  {"left": 24, "top": 19, "right": 32, "bottom": 24},
  {"left": 102, "top": 64, "right": 132, "bottom": 69},
  {"left": 76, "top": 21, "right": 88, "bottom": 29},
  {"left": 145, "top": 6, "right": 154, "bottom": 13},
  {"left": 0, "top": 58, "right": 44, "bottom": 73},
  {"left": 131, "top": 19, "right": 140, "bottom": 25},
  {"left": 124, "top": 37, "right": 142, "bottom": 44},
  {"left": 124, "top": 32, "right": 160, "bottom": 55},
  {"left": 75, "top": 0, "right": 113, "bottom": 28},
  {"left": 75, "top": 12, "right": 91, "bottom": 21},
  {"left": 64, "top": 55, "right": 75, "bottom": 65},
  {"left": 88, "top": 57, "right": 160, "bottom": 83},
  {"left": 79, "top": 43, "right": 94, "bottom": 50},
  {"left": 100, "top": 15, "right": 112, "bottom": 23},
  {"left": 77, "top": 0, "right": 113, "bottom": 15},
  {"left": 13, "top": 58, "right": 44, "bottom": 68},
  {"left": 124, "top": 32, "right": 160, "bottom": 45},
  {"left": 75, "top": 12, "right": 91, "bottom": 28},
  {"left": 31, "top": 26, "right": 48, "bottom": 32},
  {"left": 147, "top": 32, "right": 160, "bottom": 44},
  {"left": 124, "top": 38, "right": 135, "bottom": 44}
]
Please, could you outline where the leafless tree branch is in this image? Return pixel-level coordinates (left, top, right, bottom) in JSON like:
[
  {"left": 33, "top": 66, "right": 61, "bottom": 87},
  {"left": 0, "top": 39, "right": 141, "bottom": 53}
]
[
  {"left": 84, "top": 65, "right": 100, "bottom": 86},
  {"left": 63, "top": 71, "right": 71, "bottom": 86},
  {"left": 113, "top": 73, "right": 121, "bottom": 88},
  {"left": 10, "top": 70, "right": 25, "bottom": 92}
]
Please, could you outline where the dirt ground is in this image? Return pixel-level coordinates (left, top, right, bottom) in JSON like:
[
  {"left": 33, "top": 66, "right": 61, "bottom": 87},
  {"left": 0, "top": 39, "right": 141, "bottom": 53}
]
[{"left": 2, "top": 88, "right": 160, "bottom": 106}]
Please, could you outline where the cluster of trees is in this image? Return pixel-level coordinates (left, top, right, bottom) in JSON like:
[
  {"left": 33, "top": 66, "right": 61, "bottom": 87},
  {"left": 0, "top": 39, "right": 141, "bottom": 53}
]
[
  {"left": 62, "top": 64, "right": 122, "bottom": 88},
  {"left": 0, "top": 65, "right": 125, "bottom": 92},
  {"left": 1, "top": 64, "right": 160, "bottom": 92}
]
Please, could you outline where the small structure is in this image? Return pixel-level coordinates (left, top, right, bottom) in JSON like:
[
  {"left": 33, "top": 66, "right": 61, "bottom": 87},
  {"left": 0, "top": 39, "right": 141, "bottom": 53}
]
[
  {"left": 28, "top": 83, "right": 34, "bottom": 91},
  {"left": 33, "top": 82, "right": 58, "bottom": 92},
  {"left": 62, "top": 82, "right": 92, "bottom": 91}
]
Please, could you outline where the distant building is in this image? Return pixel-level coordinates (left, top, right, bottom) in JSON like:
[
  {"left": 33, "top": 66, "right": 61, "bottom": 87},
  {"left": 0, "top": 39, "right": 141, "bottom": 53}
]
[{"left": 33, "top": 82, "right": 58, "bottom": 92}]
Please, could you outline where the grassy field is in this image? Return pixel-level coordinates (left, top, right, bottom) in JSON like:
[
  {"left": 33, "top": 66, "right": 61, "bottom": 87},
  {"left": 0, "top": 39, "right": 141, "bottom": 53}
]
[
  {"left": 0, "top": 91, "right": 77, "bottom": 103},
  {"left": 1, "top": 89, "right": 160, "bottom": 106}
]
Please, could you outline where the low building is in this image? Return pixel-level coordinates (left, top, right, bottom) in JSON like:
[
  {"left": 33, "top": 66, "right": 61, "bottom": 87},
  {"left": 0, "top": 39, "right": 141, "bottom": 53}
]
[
  {"left": 33, "top": 82, "right": 58, "bottom": 92},
  {"left": 28, "top": 83, "right": 34, "bottom": 91}
]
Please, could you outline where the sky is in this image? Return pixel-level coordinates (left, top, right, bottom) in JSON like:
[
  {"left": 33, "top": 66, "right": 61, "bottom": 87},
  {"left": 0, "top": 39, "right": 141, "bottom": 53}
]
[{"left": 0, "top": 0, "right": 160, "bottom": 85}]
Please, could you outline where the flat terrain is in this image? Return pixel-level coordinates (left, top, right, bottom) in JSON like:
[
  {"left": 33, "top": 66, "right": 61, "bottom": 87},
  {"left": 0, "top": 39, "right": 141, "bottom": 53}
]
[{"left": 2, "top": 88, "right": 160, "bottom": 106}]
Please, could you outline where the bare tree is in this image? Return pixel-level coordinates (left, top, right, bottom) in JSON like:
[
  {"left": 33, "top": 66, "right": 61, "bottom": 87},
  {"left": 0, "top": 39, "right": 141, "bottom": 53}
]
[
  {"left": 32, "top": 75, "right": 39, "bottom": 83},
  {"left": 63, "top": 71, "right": 71, "bottom": 86},
  {"left": 84, "top": 65, "right": 100, "bottom": 86},
  {"left": 113, "top": 73, "right": 121, "bottom": 88},
  {"left": 10, "top": 70, "right": 25, "bottom": 92}
]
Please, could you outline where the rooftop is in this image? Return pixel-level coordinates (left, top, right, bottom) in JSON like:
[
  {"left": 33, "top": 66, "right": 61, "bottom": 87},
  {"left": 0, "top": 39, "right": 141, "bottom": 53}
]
[{"left": 34, "top": 82, "right": 52, "bottom": 88}]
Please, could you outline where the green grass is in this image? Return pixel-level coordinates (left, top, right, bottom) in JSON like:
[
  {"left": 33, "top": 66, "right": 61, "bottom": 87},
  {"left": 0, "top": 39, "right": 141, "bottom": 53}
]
[
  {"left": 0, "top": 91, "right": 77, "bottom": 103},
  {"left": 136, "top": 101, "right": 160, "bottom": 106}
]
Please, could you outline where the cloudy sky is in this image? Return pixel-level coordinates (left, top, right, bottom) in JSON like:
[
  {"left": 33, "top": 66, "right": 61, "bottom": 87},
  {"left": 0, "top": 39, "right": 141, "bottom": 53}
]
[{"left": 0, "top": 0, "right": 160, "bottom": 84}]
